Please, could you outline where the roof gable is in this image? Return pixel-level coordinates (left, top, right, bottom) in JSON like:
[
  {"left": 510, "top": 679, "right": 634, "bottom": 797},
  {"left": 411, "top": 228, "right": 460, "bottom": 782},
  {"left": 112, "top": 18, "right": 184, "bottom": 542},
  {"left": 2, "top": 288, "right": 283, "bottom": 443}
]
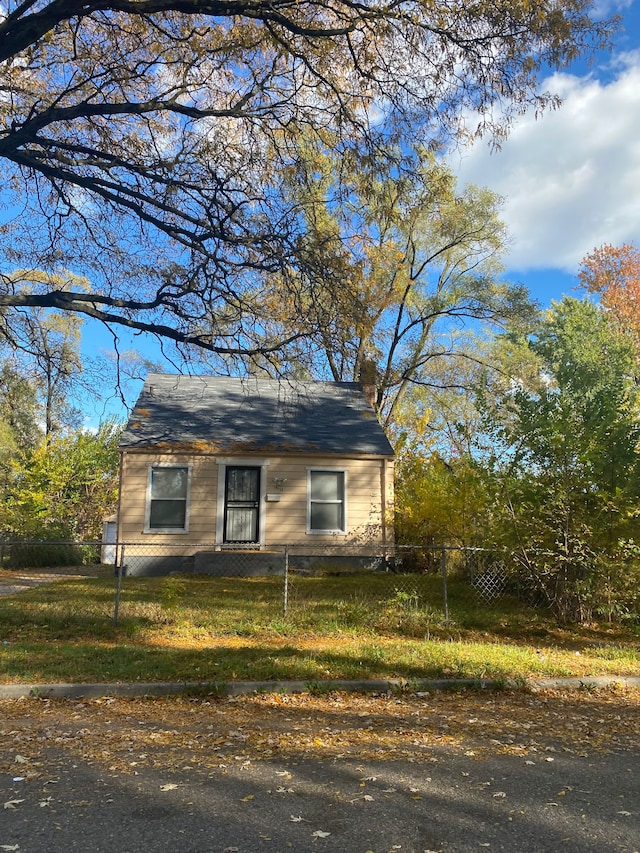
[{"left": 120, "top": 375, "right": 394, "bottom": 457}]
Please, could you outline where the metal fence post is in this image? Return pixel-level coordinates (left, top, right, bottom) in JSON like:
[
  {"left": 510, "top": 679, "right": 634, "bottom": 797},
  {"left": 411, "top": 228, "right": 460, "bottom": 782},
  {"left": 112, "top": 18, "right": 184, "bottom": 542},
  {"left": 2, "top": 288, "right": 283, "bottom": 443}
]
[
  {"left": 440, "top": 547, "right": 449, "bottom": 621},
  {"left": 113, "top": 544, "right": 125, "bottom": 625},
  {"left": 283, "top": 546, "right": 289, "bottom": 618}
]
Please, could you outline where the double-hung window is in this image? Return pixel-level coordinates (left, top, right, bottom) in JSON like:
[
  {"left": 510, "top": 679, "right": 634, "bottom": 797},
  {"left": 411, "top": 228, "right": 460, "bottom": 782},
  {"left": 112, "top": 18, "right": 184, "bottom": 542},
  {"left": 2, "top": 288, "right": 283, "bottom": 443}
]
[
  {"left": 146, "top": 465, "right": 190, "bottom": 532},
  {"left": 308, "top": 469, "right": 346, "bottom": 533}
]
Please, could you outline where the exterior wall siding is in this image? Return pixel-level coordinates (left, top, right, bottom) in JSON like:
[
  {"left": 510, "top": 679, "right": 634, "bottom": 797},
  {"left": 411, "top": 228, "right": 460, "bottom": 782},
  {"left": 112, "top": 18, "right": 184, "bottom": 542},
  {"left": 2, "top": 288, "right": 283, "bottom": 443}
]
[{"left": 118, "top": 451, "right": 394, "bottom": 555}]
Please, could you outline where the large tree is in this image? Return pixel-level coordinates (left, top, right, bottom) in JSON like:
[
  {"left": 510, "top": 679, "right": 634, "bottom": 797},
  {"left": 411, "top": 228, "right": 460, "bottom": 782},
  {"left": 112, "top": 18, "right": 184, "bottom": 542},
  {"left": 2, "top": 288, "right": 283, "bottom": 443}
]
[
  {"left": 578, "top": 243, "right": 640, "bottom": 364},
  {"left": 478, "top": 297, "right": 640, "bottom": 621},
  {"left": 0, "top": 272, "right": 95, "bottom": 433},
  {"left": 0, "top": 420, "right": 122, "bottom": 540},
  {"left": 1, "top": 305, "right": 84, "bottom": 435},
  {"left": 0, "top": 362, "right": 43, "bottom": 452},
  {"left": 222, "top": 146, "right": 534, "bottom": 428},
  {"left": 0, "top": 1, "right": 613, "bottom": 358}
]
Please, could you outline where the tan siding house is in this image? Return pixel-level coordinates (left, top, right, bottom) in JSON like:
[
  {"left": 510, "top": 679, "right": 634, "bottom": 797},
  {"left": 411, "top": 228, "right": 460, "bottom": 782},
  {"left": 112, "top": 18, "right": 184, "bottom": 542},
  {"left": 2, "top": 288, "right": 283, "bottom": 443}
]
[{"left": 117, "top": 375, "right": 394, "bottom": 575}]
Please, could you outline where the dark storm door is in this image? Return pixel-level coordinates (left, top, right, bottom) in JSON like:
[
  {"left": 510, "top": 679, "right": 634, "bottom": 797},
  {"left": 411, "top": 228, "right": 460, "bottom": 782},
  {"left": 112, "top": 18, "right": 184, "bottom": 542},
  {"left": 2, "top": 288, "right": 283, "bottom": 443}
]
[{"left": 224, "top": 466, "right": 260, "bottom": 543}]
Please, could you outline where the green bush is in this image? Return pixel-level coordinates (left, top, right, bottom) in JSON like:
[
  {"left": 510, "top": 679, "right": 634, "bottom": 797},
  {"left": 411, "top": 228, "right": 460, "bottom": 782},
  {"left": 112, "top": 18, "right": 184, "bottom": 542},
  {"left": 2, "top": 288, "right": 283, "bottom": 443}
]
[{"left": 3, "top": 540, "right": 100, "bottom": 568}]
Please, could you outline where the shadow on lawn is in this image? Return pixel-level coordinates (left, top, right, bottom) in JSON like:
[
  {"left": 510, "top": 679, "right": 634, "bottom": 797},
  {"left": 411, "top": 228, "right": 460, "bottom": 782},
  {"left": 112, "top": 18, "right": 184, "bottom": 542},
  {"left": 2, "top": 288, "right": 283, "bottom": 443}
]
[
  {"left": 1, "top": 575, "right": 638, "bottom": 683},
  {"left": 0, "top": 639, "right": 457, "bottom": 683}
]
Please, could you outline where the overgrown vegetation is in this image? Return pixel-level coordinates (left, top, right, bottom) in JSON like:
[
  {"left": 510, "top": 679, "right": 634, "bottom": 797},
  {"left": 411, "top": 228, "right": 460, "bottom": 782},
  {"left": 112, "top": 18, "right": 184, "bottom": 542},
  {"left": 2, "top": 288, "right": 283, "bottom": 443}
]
[
  {"left": 0, "top": 351, "right": 121, "bottom": 544},
  {"left": 396, "top": 294, "right": 640, "bottom": 624},
  {"left": 0, "top": 573, "right": 638, "bottom": 684}
]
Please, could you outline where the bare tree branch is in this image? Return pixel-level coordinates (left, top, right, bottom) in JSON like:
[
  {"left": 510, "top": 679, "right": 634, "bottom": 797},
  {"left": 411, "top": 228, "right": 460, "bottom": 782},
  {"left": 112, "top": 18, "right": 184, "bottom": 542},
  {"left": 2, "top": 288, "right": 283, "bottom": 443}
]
[{"left": 0, "top": 0, "right": 615, "bottom": 359}]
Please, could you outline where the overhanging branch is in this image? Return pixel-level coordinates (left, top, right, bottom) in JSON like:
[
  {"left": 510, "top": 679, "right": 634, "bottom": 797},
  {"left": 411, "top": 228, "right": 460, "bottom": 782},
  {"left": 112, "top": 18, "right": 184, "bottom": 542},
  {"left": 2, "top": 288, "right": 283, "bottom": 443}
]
[{"left": 0, "top": 287, "right": 304, "bottom": 355}]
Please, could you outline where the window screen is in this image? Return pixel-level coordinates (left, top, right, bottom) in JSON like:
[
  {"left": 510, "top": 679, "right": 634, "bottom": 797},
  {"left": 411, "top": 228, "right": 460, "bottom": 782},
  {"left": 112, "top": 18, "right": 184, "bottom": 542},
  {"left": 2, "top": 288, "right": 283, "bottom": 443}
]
[
  {"left": 148, "top": 466, "right": 188, "bottom": 530},
  {"left": 309, "top": 470, "right": 345, "bottom": 532}
]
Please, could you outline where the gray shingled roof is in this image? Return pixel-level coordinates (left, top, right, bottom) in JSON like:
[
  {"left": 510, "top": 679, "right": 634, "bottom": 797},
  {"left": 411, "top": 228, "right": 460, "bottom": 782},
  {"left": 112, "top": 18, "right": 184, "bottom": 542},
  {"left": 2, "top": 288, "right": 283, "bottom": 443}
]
[{"left": 120, "top": 375, "right": 394, "bottom": 457}]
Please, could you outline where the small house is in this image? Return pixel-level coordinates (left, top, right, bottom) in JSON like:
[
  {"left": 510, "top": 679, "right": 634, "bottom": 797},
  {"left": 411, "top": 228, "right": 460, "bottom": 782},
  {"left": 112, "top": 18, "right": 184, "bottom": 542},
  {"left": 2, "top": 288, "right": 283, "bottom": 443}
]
[{"left": 117, "top": 375, "right": 394, "bottom": 575}]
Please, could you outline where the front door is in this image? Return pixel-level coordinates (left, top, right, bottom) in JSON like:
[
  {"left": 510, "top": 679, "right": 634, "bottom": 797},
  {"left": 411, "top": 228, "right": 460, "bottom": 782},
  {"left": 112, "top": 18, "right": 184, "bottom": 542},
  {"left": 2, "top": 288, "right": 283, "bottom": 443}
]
[{"left": 224, "top": 466, "right": 261, "bottom": 543}]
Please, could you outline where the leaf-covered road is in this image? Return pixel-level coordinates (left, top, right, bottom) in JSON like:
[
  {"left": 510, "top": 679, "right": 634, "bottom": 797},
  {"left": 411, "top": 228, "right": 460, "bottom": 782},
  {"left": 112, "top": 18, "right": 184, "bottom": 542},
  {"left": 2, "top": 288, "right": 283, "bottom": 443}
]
[{"left": 1, "top": 687, "right": 639, "bottom": 852}]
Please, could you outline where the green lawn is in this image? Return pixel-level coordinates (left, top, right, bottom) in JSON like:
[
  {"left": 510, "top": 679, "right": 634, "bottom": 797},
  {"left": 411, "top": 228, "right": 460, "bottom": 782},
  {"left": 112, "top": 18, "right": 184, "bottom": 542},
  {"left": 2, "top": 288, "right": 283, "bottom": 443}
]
[{"left": 0, "top": 572, "right": 638, "bottom": 684}]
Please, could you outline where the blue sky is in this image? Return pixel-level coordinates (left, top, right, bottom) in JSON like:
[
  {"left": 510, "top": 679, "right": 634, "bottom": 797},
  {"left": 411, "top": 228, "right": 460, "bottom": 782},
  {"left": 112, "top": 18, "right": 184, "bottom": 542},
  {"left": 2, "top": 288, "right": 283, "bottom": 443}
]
[
  {"left": 78, "top": 1, "right": 640, "bottom": 422},
  {"left": 455, "top": 0, "right": 640, "bottom": 307}
]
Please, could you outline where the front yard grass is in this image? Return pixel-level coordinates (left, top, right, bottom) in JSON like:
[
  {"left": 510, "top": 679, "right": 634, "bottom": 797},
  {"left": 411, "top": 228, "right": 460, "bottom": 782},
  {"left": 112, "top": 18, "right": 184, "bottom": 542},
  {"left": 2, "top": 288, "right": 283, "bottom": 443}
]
[{"left": 0, "top": 571, "right": 638, "bottom": 684}]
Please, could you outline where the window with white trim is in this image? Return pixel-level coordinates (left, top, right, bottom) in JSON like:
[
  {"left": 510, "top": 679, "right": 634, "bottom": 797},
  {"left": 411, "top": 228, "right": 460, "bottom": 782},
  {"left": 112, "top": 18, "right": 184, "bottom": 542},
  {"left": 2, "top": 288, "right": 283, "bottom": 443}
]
[
  {"left": 308, "top": 469, "right": 346, "bottom": 533},
  {"left": 146, "top": 465, "right": 190, "bottom": 532}
]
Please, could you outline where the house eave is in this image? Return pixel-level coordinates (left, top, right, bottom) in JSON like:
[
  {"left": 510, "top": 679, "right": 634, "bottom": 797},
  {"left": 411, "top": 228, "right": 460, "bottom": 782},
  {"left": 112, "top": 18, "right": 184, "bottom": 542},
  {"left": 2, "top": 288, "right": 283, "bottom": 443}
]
[{"left": 119, "top": 443, "right": 395, "bottom": 460}]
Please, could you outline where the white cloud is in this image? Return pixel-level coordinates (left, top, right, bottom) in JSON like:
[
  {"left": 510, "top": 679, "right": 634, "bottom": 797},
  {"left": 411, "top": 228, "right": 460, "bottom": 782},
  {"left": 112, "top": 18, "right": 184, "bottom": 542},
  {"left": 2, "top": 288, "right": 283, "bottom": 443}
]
[{"left": 452, "top": 52, "right": 640, "bottom": 273}]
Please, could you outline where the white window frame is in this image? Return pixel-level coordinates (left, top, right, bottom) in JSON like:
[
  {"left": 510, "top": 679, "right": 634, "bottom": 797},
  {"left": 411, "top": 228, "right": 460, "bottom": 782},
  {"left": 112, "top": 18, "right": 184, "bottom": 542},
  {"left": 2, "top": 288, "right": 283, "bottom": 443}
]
[
  {"left": 307, "top": 467, "right": 348, "bottom": 534},
  {"left": 144, "top": 463, "right": 192, "bottom": 534},
  {"left": 216, "top": 458, "right": 269, "bottom": 546}
]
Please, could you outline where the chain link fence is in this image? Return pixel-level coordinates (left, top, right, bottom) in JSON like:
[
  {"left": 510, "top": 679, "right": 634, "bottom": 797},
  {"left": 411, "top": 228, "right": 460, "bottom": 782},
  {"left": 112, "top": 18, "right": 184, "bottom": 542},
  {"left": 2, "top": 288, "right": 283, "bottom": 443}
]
[
  {"left": 0, "top": 539, "right": 518, "bottom": 632},
  {"left": 0, "top": 541, "right": 116, "bottom": 635}
]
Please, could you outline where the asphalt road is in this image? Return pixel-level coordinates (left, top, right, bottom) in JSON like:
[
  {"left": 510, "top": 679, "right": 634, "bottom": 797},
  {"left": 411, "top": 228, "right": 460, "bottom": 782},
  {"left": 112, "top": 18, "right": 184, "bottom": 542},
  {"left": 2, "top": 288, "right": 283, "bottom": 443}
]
[{"left": 2, "top": 724, "right": 639, "bottom": 852}]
